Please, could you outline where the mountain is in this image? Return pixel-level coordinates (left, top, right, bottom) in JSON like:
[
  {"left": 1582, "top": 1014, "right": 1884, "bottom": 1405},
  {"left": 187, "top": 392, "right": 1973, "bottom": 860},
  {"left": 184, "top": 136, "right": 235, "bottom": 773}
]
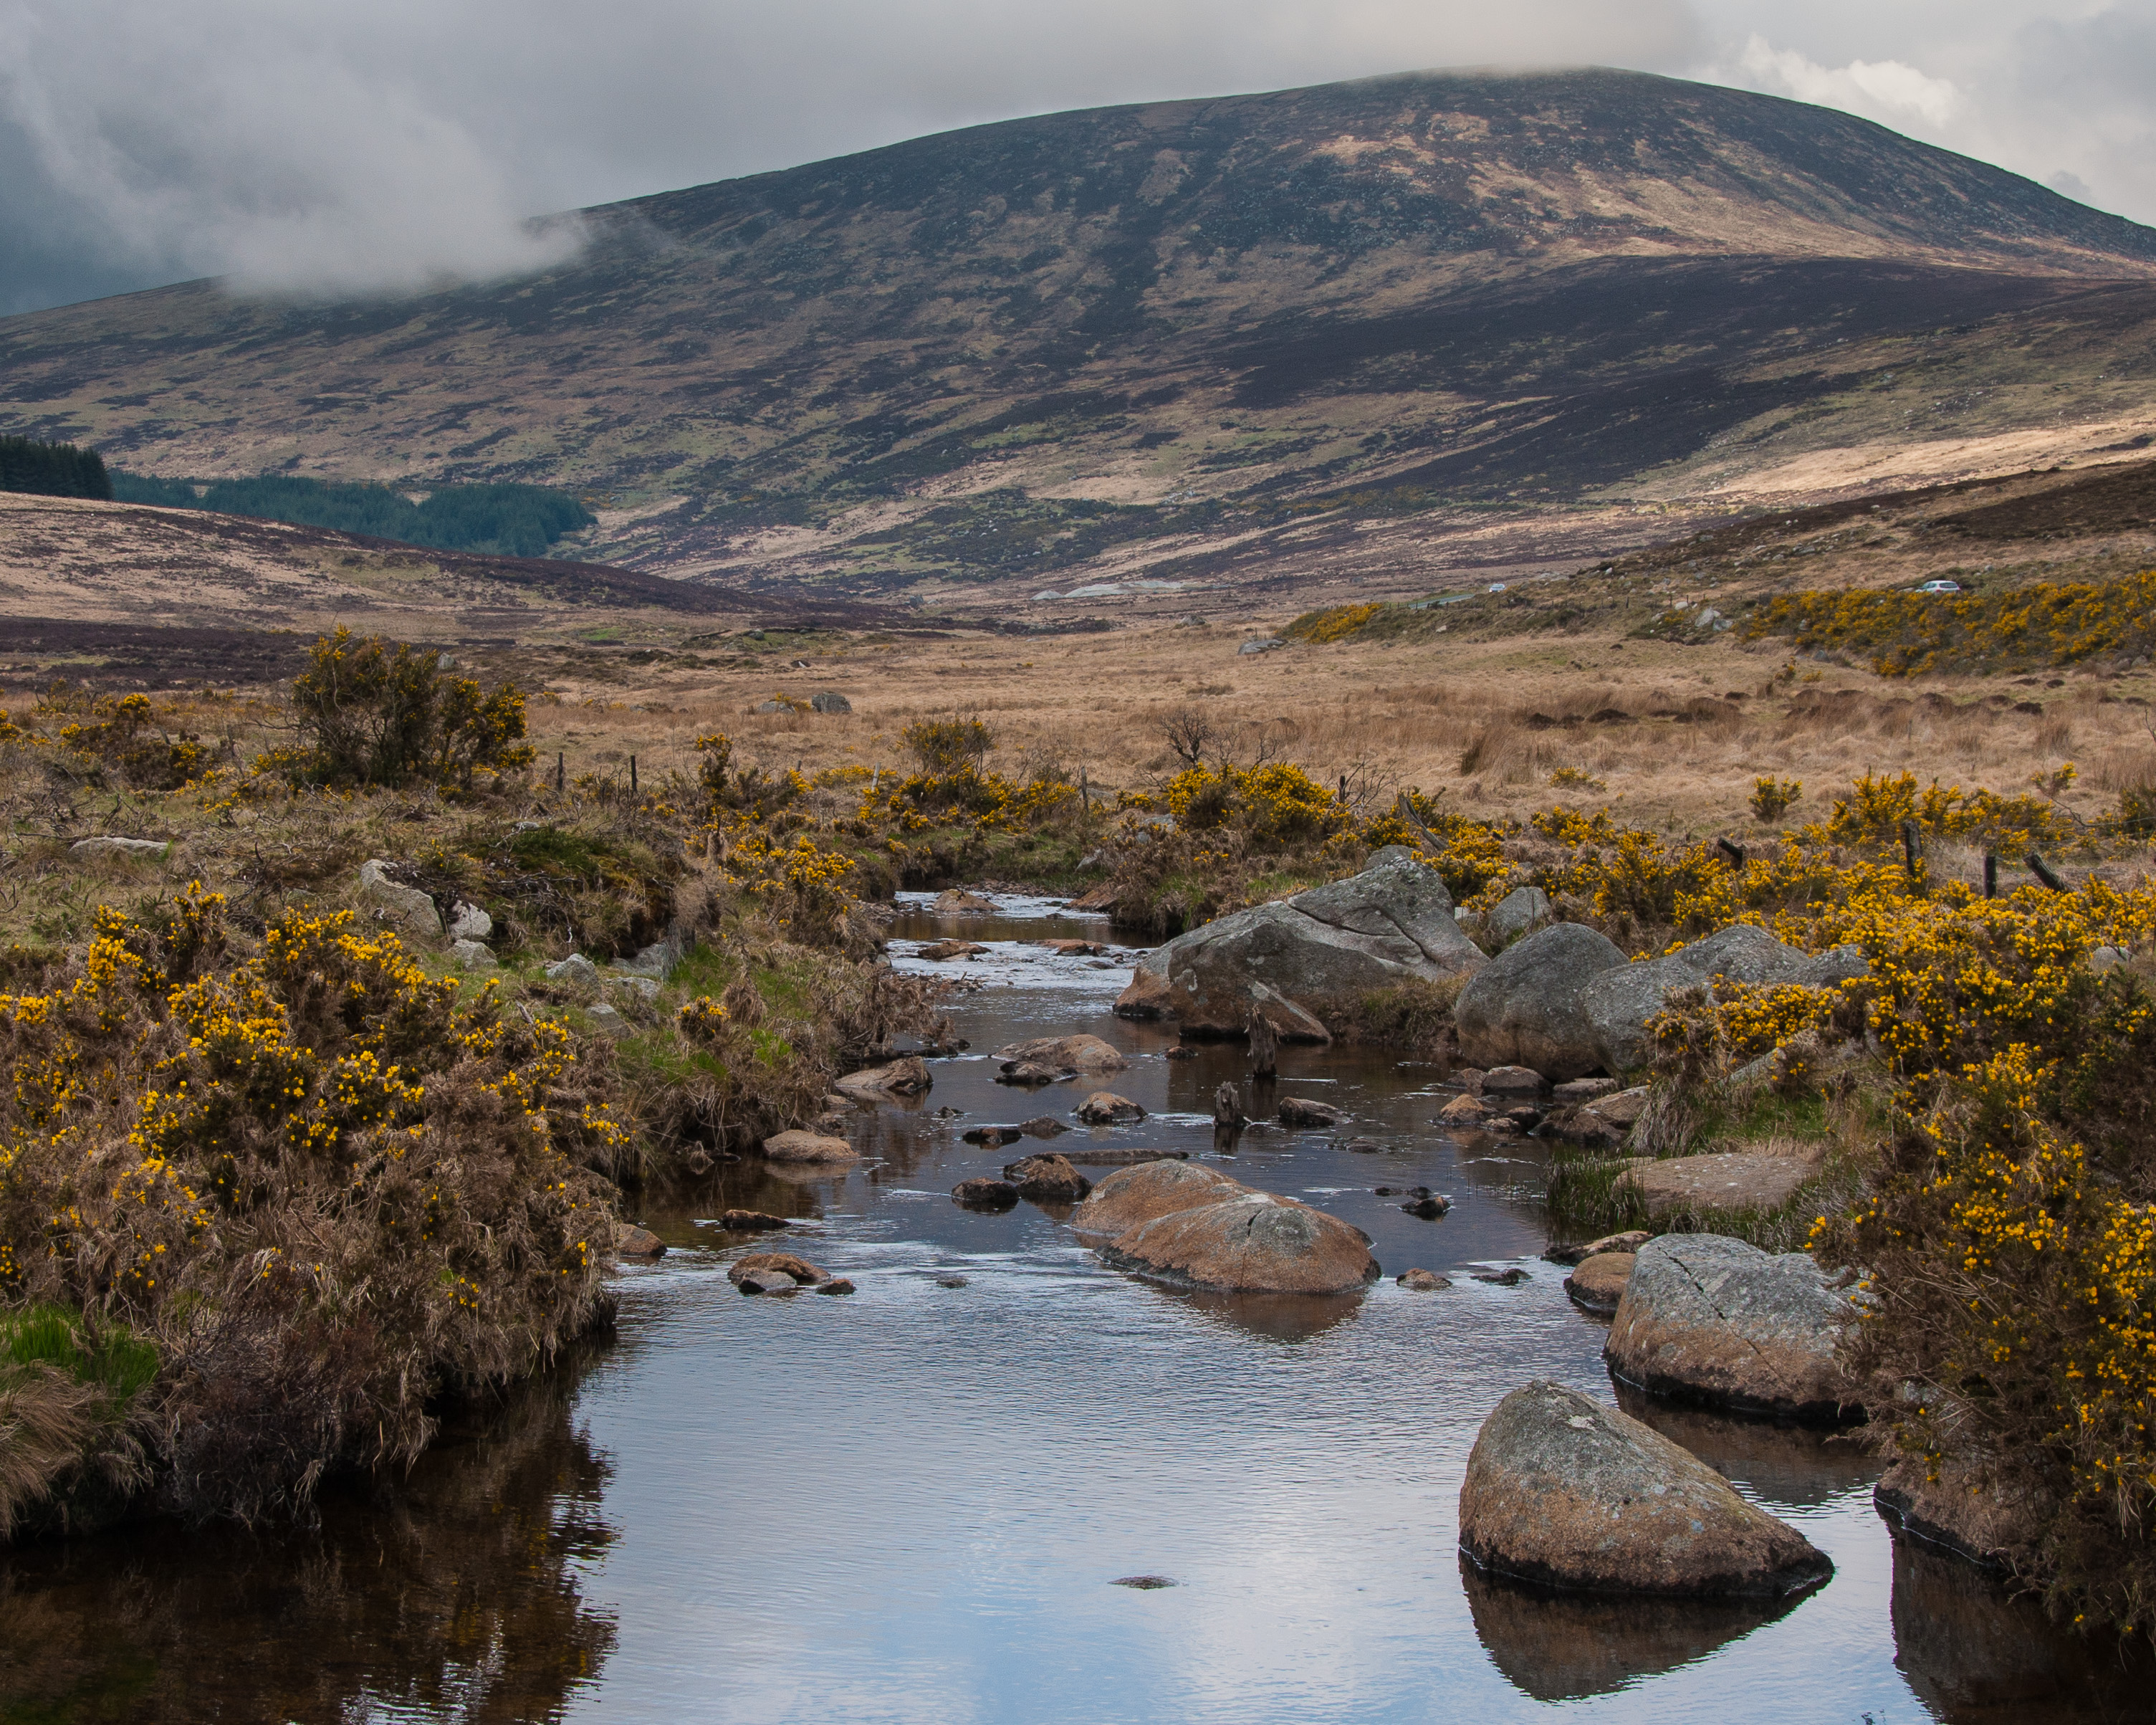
[{"left": 7, "top": 67, "right": 2156, "bottom": 618}]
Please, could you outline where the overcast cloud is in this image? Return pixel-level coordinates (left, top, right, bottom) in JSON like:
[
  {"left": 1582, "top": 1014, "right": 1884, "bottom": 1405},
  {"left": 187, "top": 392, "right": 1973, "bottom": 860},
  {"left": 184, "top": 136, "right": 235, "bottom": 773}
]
[{"left": 0, "top": 0, "right": 2150, "bottom": 315}]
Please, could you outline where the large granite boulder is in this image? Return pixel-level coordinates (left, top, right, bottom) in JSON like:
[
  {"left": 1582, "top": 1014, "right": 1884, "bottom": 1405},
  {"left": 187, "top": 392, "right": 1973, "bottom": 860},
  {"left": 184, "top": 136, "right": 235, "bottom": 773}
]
[
  {"left": 1580, "top": 925, "right": 1866, "bottom": 1076},
  {"left": 1113, "top": 854, "right": 1485, "bottom": 1038},
  {"left": 1459, "top": 1380, "right": 1833, "bottom": 1597},
  {"left": 1455, "top": 922, "right": 1628, "bottom": 1080},
  {"left": 760, "top": 1130, "right": 858, "bottom": 1165},
  {"left": 1606, "top": 1233, "right": 1864, "bottom": 1423},
  {"left": 1072, "top": 1160, "right": 1377, "bottom": 1294}
]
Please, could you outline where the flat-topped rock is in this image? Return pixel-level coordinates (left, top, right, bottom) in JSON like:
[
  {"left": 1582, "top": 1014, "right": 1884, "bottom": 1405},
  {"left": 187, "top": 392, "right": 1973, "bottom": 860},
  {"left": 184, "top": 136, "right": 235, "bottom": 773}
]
[
  {"left": 952, "top": 1177, "right": 1020, "bottom": 1210},
  {"left": 1615, "top": 1147, "right": 1824, "bottom": 1217},
  {"left": 918, "top": 939, "right": 988, "bottom": 960},
  {"left": 1113, "top": 852, "right": 1485, "bottom": 1038},
  {"left": 1073, "top": 1160, "right": 1377, "bottom": 1294},
  {"left": 1460, "top": 1380, "right": 1833, "bottom": 1597},
  {"left": 1278, "top": 1096, "right": 1346, "bottom": 1127},
  {"left": 1606, "top": 1233, "right": 1864, "bottom": 1423}
]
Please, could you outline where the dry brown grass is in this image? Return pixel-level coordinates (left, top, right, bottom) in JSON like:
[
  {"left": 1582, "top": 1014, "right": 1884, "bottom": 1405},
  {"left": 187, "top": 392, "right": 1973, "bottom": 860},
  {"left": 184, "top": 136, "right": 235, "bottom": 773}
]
[{"left": 468, "top": 617, "right": 2156, "bottom": 846}]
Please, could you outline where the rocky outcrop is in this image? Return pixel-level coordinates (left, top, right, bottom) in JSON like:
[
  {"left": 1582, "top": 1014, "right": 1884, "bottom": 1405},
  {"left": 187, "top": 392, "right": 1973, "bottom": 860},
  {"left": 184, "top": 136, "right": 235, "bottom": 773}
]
[
  {"left": 1459, "top": 1380, "right": 1834, "bottom": 1597},
  {"left": 1072, "top": 1160, "right": 1378, "bottom": 1294},
  {"left": 834, "top": 1056, "right": 932, "bottom": 1096},
  {"left": 1113, "top": 853, "right": 1485, "bottom": 1038},
  {"left": 359, "top": 859, "right": 442, "bottom": 940},
  {"left": 760, "top": 1129, "right": 859, "bottom": 1164},
  {"left": 1455, "top": 923, "right": 1628, "bottom": 1079},
  {"left": 1606, "top": 1234, "right": 1864, "bottom": 1422},
  {"left": 1579, "top": 926, "right": 1867, "bottom": 1076},
  {"left": 1002, "top": 1153, "right": 1091, "bottom": 1202},
  {"left": 995, "top": 1033, "right": 1127, "bottom": 1074}
]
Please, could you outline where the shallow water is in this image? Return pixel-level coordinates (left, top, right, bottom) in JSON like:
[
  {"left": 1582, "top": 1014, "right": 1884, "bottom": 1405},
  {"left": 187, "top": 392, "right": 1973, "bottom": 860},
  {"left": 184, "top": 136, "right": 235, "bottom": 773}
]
[{"left": 1, "top": 892, "right": 2146, "bottom": 1723}]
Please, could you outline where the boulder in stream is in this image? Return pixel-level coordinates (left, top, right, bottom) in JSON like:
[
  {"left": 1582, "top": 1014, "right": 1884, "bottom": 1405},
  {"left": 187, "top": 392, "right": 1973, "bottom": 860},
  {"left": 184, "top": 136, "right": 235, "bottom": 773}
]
[
  {"left": 1454, "top": 922, "right": 1629, "bottom": 1080},
  {"left": 934, "top": 888, "right": 997, "bottom": 913},
  {"left": 1075, "top": 1091, "right": 1145, "bottom": 1124},
  {"left": 995, "top": 1033, "right": 1127, "bottom": 1074},
  {"left": 952, "top": 1177, "right": 1021, "bottom": 1210},
  {"left": 1072, "top": 1160, "right": 1378, "bottom": 1294},
  {"left": 1459, "top": 1380, "right": 1833, "bottom": 1597},
  {"left": 1278, "top": 1096, "right": 1346, "bottom": 1127},
  {"left": 729, "top": 1251, "right": 834, "bottom": 1294},
  {"left": 760, "top": 1130, "right": 858, "bottom": 1165},
  {"left": 1606, "top": 1234, "right": 1864, "bottom": 1423},
  {"left": 1001, "top": 1153, "right": 1091, "bottom": 1203},
  {"left": 1564, "top": 1251, "right": 1636, "bottom": 1315},
  {"left": 1113, "top": 852, "right": 1485, "bottom": 1038},
  {"left": 613, "top": 1223, "right": 666, "bottom": 1258}
]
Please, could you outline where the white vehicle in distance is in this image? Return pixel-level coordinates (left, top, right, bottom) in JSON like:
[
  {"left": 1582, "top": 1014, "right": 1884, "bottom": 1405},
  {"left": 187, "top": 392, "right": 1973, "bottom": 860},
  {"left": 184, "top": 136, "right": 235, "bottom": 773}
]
[
  {"left": 1487, "top": 582, "right": 1507, "bottom": 593},
  {"left": 1917, "top": 578, "right": 1962, "bottom": 593}
]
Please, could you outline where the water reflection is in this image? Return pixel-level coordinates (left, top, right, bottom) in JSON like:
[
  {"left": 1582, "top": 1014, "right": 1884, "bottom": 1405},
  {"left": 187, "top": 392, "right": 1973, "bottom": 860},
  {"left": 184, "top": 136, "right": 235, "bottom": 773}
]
[
  {"left": 1462, "top": 1557, "right": 1805, "bottom": 1702},
  {"left": 1615, "top": 1385, "right": 1873, "bottom": 1510},
  {"left": 0, "top": 1356, "right": 615, "bottom": 1724},
  {"left": 1892, "top": 1540, "right": 2155, "bottom": 1724}
]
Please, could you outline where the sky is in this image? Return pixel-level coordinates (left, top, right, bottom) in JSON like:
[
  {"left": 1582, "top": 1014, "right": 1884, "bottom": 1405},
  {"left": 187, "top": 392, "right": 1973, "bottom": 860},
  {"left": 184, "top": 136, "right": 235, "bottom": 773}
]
[{"left": 1, "top": 0, "right": 2152, "bottom": 316}]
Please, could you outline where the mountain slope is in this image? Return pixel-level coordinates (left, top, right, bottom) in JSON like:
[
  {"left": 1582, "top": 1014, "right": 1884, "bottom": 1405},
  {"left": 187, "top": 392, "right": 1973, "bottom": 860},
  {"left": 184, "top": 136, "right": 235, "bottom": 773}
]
[{"left": 6, "top": 67, "right": 2156, "bottom": 615}]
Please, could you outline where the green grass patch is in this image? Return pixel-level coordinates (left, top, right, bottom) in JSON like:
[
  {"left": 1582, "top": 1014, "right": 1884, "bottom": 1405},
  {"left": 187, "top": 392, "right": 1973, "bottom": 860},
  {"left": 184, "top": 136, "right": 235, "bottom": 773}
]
[{"left": 1, "top": 1304, "right": 158, "bottom": 1403}]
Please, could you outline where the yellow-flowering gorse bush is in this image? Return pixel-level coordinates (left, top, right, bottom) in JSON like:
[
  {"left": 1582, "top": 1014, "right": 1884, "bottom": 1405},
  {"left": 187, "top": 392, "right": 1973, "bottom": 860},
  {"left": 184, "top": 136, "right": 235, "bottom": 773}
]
[{"left": 0, "top": 886, "right": 623, "bottom": 1531}]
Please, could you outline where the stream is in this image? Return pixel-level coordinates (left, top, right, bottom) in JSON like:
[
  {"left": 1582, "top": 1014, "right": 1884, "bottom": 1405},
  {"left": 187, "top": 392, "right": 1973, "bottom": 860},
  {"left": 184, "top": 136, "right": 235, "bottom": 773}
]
[{"left": 0, "top": 892, "right": 2147, "bottom": 1723}]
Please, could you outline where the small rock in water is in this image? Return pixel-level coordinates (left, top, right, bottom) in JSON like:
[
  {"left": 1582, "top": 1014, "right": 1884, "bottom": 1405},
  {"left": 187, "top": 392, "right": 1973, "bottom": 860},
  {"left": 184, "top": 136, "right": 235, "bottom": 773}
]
[
  {"left": 1397, "top": 1268, "right": 1450, "bottom": 1291},
  {"left": 1002, "top": 1154, "right": 1092, "bottom": 1203},
  {"left": 1278, "top": 1096, "right": 1346, "bottom": 1127},
  {"left": 1473, "top": 1266, "right": 1529, "bottom": 1286},
  {"left": 917, "top": 938, "right": 990, "bottom": 961},
  {"left": 613, "top": 1223, "right": 666, "bottom": 1258},
  {"left": 1075, "top": 1090, "right": 1146, "bottom": 1124},
  {"left": 933, "top": 1105, "right": 964, "bottom": 1119},
  {"left": 729, "top": 1251, "right": 830, "bottom": 1290},
  {"left": 952, "top": 1178, "right": 1020, "bottom": 1210},
  {"left": 1163, "top": 1046, "right": 1199, "bottom": 1061},
  {"left": 1112, "top": 1575, "right": 1177, "bottom": 1589},
  {"left": 996, "top": 1060, "right": 1070, "bottom": 1086},
  {"left": 1344, "top": 1137, "right": 1384, "bottom": 1154},
  {"left": 1017, "top": 1115, "right": 1069, "bottom": 1138},
  {"left": 1374, "top": 1186, "right": 1397, "bottom": 1197},
  {"left": 962, "top": 1124, "right": 1025, "bottom": 1146},
  {"left": 1565, "top": 1251, "right": 1637, "bottom": 1316},
  {"left": 717, "top": 1208, "right": 789, "bottom": 1233},
  {"left": 1401, "top": 1195, "right": 1452, "bottom": 1220},
  {"left": 1545, "top": 1228, "right": 1652, "bottom": 1267},
  {"left": 933, "top": 888, "right": 997, "bottom": 913},
  {"left": 936, "top": 1274, "right": 970, "bottom": 1288},
  {"left": 815, "top": 1278, "right": 856, "bottom": 1296}
]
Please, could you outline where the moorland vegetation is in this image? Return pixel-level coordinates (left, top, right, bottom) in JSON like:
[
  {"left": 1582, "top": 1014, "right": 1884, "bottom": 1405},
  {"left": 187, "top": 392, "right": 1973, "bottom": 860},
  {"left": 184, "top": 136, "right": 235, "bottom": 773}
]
[{"left": 5, "top": 616, "right": 2156, "bottom": 1637}]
